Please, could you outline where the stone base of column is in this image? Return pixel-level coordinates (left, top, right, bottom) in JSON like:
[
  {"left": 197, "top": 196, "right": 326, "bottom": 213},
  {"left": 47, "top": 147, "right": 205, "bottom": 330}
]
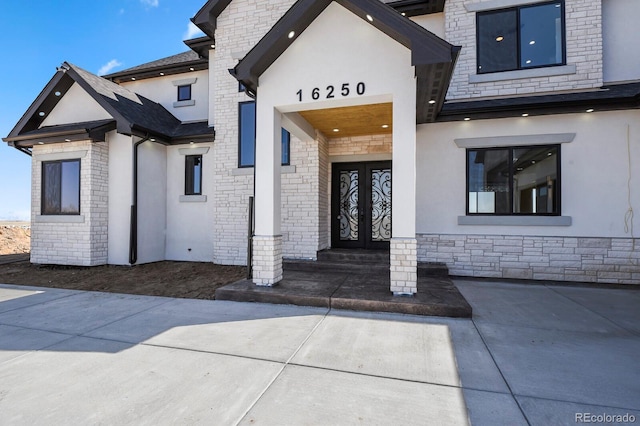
[
  {"left": 390, "top": 238, "right": 417, "bottom": 295},
  {"left": 252, "top": 235, "right": 283, "bottom": 286}
]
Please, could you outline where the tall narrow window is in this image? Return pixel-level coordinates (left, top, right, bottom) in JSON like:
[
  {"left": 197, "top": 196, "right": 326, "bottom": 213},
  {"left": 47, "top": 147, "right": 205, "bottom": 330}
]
[
  {"left": 42, "top": 159, "right": 81, "bottom": 215},
  {"left": 477, "top": 1, "right": 564, "bottom": 74},
  {"left": 467, "top": 145, "right": 559, "bottom": 215},
  {"left": 238, "top": 101, "right": 291, "bottom": 167},
  {"left": 177, "top": 84, "right": 192, "bottom": 101},
  {"left": 185, "top": 155, "right": 202, "bottom": 195}
]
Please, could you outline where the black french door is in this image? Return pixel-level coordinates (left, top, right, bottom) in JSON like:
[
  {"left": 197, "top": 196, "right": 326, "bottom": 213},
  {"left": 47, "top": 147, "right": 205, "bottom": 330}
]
[{"left": 331, "top": 161, "right": 391, "bottom": 250}]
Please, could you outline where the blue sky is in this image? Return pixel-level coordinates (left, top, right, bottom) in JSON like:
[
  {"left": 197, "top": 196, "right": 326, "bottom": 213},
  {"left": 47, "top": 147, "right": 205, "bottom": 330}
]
[{"left": 0, "top": 0, "right": 206, "bottom": 220}]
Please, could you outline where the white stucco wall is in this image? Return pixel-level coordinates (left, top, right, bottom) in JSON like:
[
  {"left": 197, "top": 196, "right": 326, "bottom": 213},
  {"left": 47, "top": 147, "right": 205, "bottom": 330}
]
[
  {"left": 417, "top": 110, "right": 640, "bottom": 238},
  {"left": 411, "top": 12, "right": 445, "bottom": 38},
  {"left": 120, "top": 70, "right": 209, "bottom": 122},
  {"left": 165, "top": 143, "right": 215, "bottom": 262},
  {"left": 259, "top": 2, "right": 417, "bottom": 238},
  {"left": 41, "top": 83, "right": 111, "bottom": 126},
  {"left": 137, "top": 141, "right": 167, "bottom": 264},
  {"left": 602, "top": 0, "right": 640, "bottom": 84},
  {"left": 107, "top": 132, "right": 133, "bottom": 265}
]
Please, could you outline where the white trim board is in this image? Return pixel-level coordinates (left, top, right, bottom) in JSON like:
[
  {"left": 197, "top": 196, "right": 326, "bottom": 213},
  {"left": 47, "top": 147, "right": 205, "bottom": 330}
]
[{"left": 455, "top": 133, "right": 575, "bottom": 148}]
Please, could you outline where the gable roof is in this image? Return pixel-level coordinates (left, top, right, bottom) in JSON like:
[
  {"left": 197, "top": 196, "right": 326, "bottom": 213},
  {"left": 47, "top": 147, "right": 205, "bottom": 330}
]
[
  {"left": 191, "top": 0, "right": 444, "bottom": 39},
  {"left": 4, "top": 63, "right": 214, "bottom": 148},
  {"left": 227, "top": 0, "right": 459, "bottom": 123}
]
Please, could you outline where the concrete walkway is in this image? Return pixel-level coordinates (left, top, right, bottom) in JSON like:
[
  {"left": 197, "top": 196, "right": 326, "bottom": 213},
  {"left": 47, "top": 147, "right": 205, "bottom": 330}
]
[{"left": 0, "top": 280, "right": 638, "bottom": 425}]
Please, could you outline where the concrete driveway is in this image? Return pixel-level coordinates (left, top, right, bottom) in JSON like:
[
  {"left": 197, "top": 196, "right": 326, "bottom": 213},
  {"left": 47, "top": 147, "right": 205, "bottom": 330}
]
[{"left": 0, "top": 280, "right": 638, "bottom": 425}]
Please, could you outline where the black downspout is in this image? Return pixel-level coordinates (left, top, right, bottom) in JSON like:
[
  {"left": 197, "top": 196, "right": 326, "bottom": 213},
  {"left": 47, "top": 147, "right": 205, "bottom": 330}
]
[{"left": 129, "top": 135, "right": 150, "bottom": 265}]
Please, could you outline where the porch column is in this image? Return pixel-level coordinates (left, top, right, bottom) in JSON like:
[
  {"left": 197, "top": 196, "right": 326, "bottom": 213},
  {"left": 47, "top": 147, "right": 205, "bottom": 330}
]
[
  {"left": 390, "top": 99, "right": 417, "bottom": 295},
  {"left": 253, "top": 103, "right": 283, "bottom": 286}
]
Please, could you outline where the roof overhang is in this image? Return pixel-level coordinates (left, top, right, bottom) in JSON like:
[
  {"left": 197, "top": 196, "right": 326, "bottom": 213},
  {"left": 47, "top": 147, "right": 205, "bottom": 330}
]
[
  {"left": 191, "top": 0, "right": 233, "bottom": 39},
  {"left": 386, "top": 0, "right": 445, "bottom": 17},
  {"left": 228, "top": 0, "right": 459, "bottom": 123},
  {"left": 4, "top": 119, "right": 117, "bottom": 148},
  {"left": 184, "top": 36, "right": 216, "bottom": 59},
  {"left": 105, "top": 58, "right": 208, "bottom": 84},
  {"left": 437, "top": 82, "right": 640, "bottom": 122}
]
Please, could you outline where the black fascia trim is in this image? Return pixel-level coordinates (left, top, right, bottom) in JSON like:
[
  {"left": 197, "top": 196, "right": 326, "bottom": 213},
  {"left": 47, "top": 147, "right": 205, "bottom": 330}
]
[
  {"left": 386, "top": 0, "right": 445, "bottom": 16},
  {"left": 231, "top": 0, "right": 459, "bottom": 98},
  {"left": 5, "top": 70, "right": 74, "bottom": 140},
  {"left": 8, "top": 120, "right": 118, "bottom": 147},
  {"left": 191, "top": 0, "right": 233, "bottom": 38},
  {"left": 106, "top": 60, "right": 208, "bottom": 83},
  {"left": 184, "top": 36, "right": 215, "bottom": 59},
  {"left": 437, "top": 83, "right": 640, "bottom": 122}
]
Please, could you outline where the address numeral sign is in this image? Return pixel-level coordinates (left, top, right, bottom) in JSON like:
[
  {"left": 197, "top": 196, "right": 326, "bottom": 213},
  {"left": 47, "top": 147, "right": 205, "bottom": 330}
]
[{"left": 296, "top": 82, "right": 365, "bottom": 102}]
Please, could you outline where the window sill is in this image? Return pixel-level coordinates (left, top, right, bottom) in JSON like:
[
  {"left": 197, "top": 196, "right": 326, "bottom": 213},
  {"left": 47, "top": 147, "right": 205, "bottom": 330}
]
[
  {"left": 469, "top": 65, "right": 576, "bottom": 84},
  {"left": 35, "top": 215, "right": 85, "bottom": 223},
  {"left": 458, "top": 216, "right": 572, "bottom": 226},
  {"left": 173, "top": 100, "right": 195, "bottom": 108},
  {"left": 231, "top": 165, "right": 297, "bottom": 176},
  {"left": 179, "top": 195, "right": 207, "bottom": 203}
]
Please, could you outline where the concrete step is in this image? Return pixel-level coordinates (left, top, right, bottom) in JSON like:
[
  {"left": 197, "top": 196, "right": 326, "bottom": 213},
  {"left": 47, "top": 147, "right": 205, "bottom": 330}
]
[
  {"left": 284, "top": 258, "right": 449, "bottom": 277},
  {"left": 316, "top": 249, "right": 389, "bottom": 263}
]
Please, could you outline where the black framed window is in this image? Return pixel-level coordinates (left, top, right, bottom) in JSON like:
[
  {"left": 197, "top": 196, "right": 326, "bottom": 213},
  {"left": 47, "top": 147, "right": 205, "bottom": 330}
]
[
  {"left": 177, "top": 84, "right": 192, "bottom": 101},
  {"left": 477, "top": 1, "right": 564, "bottom": 74},
  {"left": 467, "top": 145, "right": 560, "bottom": 215},
  {"left": 238, "top": 101, "right": 291, "bottom": 167},
  {"left": 185, "top": 155, "right": 202, "bottom": 195},
  {"left": 41, "top": 159, "right": 81, "bottom": 215}
]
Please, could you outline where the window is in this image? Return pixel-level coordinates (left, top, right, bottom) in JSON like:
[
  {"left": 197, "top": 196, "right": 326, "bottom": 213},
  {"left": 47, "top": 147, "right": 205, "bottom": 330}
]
[
  {"left": 238, "top": 101, "right": 291, "bottom": 167},
  {"left": 177, "top": 84, "right": 192, "bottom": 101},
  {"left": 42, "top": 159, "right": 80, "bottom": 215},
  {"left": 467, "top": 145, "right": 559, "bottom": 215},
  {"left": 477, "top": 1, "right": 564, "bottom": 74},
  {"left": 185, "top": 155, "right": 202, "bottom": 195}
]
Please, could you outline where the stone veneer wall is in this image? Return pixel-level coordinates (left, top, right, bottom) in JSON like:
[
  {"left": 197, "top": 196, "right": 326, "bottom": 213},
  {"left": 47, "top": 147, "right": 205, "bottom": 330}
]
[
  {"left": 418, "top": 234, "right": 640, "bottom": 284},
  {"left": 212, "top": 0, "right": 298, "bottom": 265},
  {"left": 445, "top": 0, "right": 603, "bottom": 99},
  {"left": 31, "top": 140, "right": 109, "bottom": 266}
]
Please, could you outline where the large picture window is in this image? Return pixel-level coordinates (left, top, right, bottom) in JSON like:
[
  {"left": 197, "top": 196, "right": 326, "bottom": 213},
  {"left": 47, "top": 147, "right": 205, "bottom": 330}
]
[
  {"left": 42, "top": 159, "right": 81, "bottom": 215},
  {"left": 467, "top": 145, "right": 559, "bottom": 215},
  {"left": 238, "top": 101, "right": 291, "bottom": 167},
  {"left": 477, "top": 1, "right": 564, "bottom": 74}
]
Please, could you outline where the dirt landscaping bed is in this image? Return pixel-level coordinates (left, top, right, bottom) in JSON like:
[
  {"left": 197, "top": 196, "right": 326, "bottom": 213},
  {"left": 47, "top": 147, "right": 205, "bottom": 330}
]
[{"left": 0, "top": 259, "right": 247, "bottom": 300}]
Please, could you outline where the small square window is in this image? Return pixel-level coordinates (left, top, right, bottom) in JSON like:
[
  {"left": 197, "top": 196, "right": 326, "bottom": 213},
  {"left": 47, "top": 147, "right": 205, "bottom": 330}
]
[
  {"left": 42, "top": 159, "right": 81, "bottom": 215},
  {"left": 177, "top": 85, "right": 192, "bottom": 102},
  {"left": 185, "top": 155, "right": 202, "bottom": 195}
]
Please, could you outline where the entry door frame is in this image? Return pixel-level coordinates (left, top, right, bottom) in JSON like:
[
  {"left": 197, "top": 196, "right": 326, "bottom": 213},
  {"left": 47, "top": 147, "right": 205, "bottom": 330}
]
[{"left": 331, "top": 161, "right": 392, "bottom": 250}]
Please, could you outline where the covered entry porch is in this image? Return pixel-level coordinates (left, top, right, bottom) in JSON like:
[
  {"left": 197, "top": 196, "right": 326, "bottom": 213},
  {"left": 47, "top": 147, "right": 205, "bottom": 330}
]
[{"left": 230, "top": 0, "right": 459, "bottom": 295}]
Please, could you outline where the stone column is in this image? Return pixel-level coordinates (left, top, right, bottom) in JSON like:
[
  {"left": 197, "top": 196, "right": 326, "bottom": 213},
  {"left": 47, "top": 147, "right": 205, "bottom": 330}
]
[
  {"left": 390, "top": 97, "right": 418, "bottom": 295},
  {"left": 252, "top": 102, "right": 283, "bottom": 286}
]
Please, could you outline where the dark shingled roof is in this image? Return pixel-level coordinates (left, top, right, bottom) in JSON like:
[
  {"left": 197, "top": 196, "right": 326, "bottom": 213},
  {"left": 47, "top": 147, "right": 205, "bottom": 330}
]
[
  {"left": 104, "top": 51, "right": 202, "bottom": 76},
  {"left": 12, "top": 119, "right": 116, "bottom": 139},
  {"left": 103, "top": 51, "right": 208, "bottom": 83}
]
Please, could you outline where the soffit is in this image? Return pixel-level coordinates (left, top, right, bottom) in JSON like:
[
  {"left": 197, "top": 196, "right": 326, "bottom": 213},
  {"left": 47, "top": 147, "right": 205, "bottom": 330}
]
[{"left": 298, "top": 103, "right": 392, "bottom": 138}]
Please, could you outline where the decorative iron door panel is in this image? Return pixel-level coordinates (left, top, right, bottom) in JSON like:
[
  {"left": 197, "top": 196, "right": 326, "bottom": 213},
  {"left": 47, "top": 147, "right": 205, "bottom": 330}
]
[{"left": 331, "top": 162, "right": 391, "bottom": 249}]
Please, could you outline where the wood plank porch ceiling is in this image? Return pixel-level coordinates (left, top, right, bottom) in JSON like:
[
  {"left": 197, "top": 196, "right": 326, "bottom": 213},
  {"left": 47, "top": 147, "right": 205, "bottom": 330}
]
[{"left": 298, "top": 102, "right": 392, "bottom": 138}]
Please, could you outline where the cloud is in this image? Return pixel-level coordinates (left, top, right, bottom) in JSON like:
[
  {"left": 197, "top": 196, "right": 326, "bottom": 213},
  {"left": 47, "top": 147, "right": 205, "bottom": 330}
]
[
  {"left": 140, "top": 0, "right": 159, "bottom": 6},
  {"left": 98, "top": 59, "right": 123, "bottom": 76},
  {"left": 183, "top": 22, "right": 204, "bottom": 40}
]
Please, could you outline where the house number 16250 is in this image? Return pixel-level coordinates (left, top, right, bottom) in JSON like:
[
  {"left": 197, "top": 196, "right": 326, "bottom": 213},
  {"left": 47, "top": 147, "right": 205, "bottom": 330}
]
[{"left": 296, "top": 82, "right": 365, "bottom": 102}]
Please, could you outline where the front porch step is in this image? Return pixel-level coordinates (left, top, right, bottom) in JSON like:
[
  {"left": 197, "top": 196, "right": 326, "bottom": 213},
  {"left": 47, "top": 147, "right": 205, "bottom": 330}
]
[
  {"left": 316, "top": 249, "right": 390, "bottom": 263},
  {"left": 284, "top": 249, "right": 449, "bottom": 277}
]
